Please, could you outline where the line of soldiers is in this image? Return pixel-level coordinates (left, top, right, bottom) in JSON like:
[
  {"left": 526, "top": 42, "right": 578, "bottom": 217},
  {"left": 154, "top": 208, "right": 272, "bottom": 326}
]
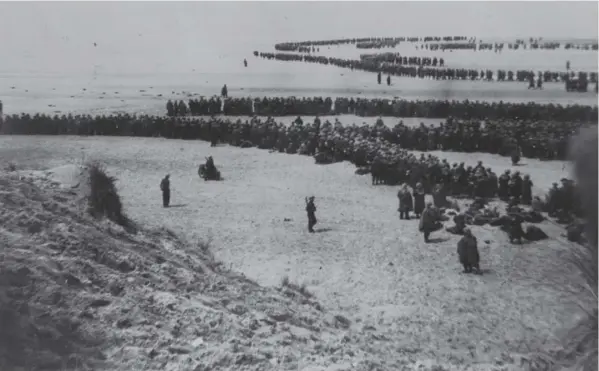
[
  {"left": 356, "top": 40, "right": 400, "bottom": 49},
  {"left": 271, "top": 36, "right": 597, "bottom": 51},
  {"left": 254, "top": 51, "right": 599, "bottom": 83},
  {"left": 360, "top": 53, "right": 445, "bottom": 67},
  {"left": 166, "top": 96, "right": 598, "bottom": 123},
  {"left": 331, "top": 98, "right": 597, "bottom": 122},
  {"left": 273, "top": 36, "right": 468, "bottom": 51},
  {"left": 1, "top": 113, "right": 590, "bottom": 163}
]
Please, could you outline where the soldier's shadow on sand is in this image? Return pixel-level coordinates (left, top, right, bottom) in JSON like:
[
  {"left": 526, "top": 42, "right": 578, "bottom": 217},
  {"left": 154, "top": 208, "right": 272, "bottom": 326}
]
[
  {"left": 314, "top": 227, "right": 333, "bottom": 233},
  {"left": 427, "top": 237, "right": 450, "bottom": 243},
  {"left": 168, "top": 204, "right": 188, "bottom": 208},
  {"left": 459, "top": 268, "right": 493, "bottom": 276}
]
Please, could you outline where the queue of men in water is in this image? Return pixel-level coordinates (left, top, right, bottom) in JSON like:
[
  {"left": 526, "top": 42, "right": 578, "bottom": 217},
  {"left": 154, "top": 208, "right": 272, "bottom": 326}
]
[
  {"left": 273, "top": 36, "right": 468, "bottom": 52},
  {"left": 254, "top": 51, "right": 599, "bottom": 84},
  {"left": 361, "top": 53, "right": 445, "bottom": 67},
  {"left": 272, "top": 36, "right": 596, "bottom": 52},
  {"left": 167, "top": 96, "right": 598, "bottom": 123}
]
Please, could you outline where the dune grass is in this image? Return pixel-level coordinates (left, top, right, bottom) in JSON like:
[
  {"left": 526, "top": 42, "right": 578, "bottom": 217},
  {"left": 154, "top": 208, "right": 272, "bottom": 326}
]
[{"left": 87, "top": 161, "right": 136, "bottom": 232}]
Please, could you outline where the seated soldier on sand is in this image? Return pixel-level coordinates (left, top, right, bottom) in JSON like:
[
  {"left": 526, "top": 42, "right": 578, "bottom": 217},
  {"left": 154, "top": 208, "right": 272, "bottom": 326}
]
[{"left": 446, "top": 214, "right": 466, "bottom": 235}]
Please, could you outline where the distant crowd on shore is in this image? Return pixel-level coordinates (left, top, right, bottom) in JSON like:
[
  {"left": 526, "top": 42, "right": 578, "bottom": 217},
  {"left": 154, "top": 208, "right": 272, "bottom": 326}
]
[{"left": 167, "top": 96, "right": 598, "bottom": 123}]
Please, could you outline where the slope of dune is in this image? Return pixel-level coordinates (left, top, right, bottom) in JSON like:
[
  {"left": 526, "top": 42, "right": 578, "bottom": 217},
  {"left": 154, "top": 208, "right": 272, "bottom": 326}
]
[{"left": 0, "top": 164, "right": 421, "bottom": 371}]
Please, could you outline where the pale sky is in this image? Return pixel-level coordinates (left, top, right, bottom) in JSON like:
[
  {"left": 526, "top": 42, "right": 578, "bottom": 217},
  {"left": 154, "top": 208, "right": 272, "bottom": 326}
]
[
  {"left": 0, "top": 1, "right": 596, "bottom": 76},
  {"left": 0, "top": 1, "right": 597, "bottom": 50}
]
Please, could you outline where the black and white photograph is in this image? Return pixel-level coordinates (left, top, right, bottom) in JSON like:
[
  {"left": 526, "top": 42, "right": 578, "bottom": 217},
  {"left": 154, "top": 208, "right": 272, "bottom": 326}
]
[{"left": 0, "top": 1, "right": 597, "bottom": 370}]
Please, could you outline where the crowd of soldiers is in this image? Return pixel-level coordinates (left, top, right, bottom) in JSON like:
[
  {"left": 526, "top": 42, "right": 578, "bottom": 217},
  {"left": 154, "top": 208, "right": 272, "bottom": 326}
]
[
  {"left": 356, "top": 40, "right": 401, "bottom": 49},
  {"left": 166, "top": 96, "right": 598, "bottom": 123},
  {"left": 331, "top": 97, "right": 598, "bottom": 122},
  {"left": 270, "top": 36, "right": 599, "bottom": 52},
  {"left": 425, "top": 41, "right": 597, "bottom": 52},
  {"left": 253, "top": 51, "right": 598, "bottom": 84},
  {"left": 360, "top": 53, "right": 445, "bottom": 67},
  {"left": 1, "top": 109, "right": 585, "bottom": 244},
  {"left": 0, "top": 109, "right": 590, "bottom": 164},
  {"left": 273, "top": 36, "right": 467, "bottom": 52}
]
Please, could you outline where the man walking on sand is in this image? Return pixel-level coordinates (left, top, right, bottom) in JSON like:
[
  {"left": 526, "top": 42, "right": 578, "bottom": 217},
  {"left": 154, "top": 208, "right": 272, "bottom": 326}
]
[{"left": 160, "top": 174, "right": 170, "bottom": 208}]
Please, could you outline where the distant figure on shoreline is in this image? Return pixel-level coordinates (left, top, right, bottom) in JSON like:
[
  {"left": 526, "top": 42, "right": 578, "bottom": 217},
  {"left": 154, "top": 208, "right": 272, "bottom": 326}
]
[
  {"left": 244, "top": 59, "right": 248, "bottom": 67},
  {"left": 221, "top": 84, "right": 228, "bottom": 98},
  {"left": 160, "top": 174, "right": 170, "bottom": 208},
  {"left": 387, "top": 75, "right": 391, "bottom": 86},
  {"left": 566, "top": 60, "right": 570, "bottom": 70},
  {"left": 527, "top": 73, "right": 535, "bottom": 89},
  {"left": 377, "top": 72, "right": 381, "bottom": 85}
]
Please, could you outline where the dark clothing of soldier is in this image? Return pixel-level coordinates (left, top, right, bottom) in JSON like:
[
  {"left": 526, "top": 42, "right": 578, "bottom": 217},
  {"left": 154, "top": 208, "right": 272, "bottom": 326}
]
[
  {"left": 522, "top": 177, "right": 533, "bottom": 205},
  {"left": 160, "top": 175, "right": 170, "bottom": 207},
  {"left": 306, "top": 197, "right": 317, "bottom": 233}
]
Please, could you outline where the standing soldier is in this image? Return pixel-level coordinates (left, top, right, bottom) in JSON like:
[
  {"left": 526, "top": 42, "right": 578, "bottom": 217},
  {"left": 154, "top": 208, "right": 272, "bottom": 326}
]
[
  {"left": 457, "top": 228, "right": 481, "bottom": 274},
  {"left": 521, "top": 174, "right": 533, "bottom": 205},
  {"left": 419, "top": 203, "right": 441, "bottom": 243},
  {"left": 412, "top": 182, "right": 425, "bottom": 218},
  {"left": 377, "top": 72, "right": 382, "bottom": 85},
  {"left": 305, "top": 196, "right": 317, "bottom": 233},
  {"left": 160, "top": 174, "right": 171, "bottom": 208},
  {"left": 498, "top": 170, "right": 510, "bottom": 200},
  {"left": 221, "top": 84, "right": 228, "bottom": 98},
  {"left": 387, "top": 75, "right": 391, "bottom": 86},
  {"left": 511, "top": 143, "right": 521, "bottom": 166},
  {"left": 243, "top": 59, "right": 248, "bottom": 67},
  {"left": 509, "top": 171, "right": 523, "bottom": 203},
  {"left": 528, "top": 73, "right": 535, "bottom": 89},
  {"left": 398, "top": 185, "right": 413, "bottom": 220}
]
